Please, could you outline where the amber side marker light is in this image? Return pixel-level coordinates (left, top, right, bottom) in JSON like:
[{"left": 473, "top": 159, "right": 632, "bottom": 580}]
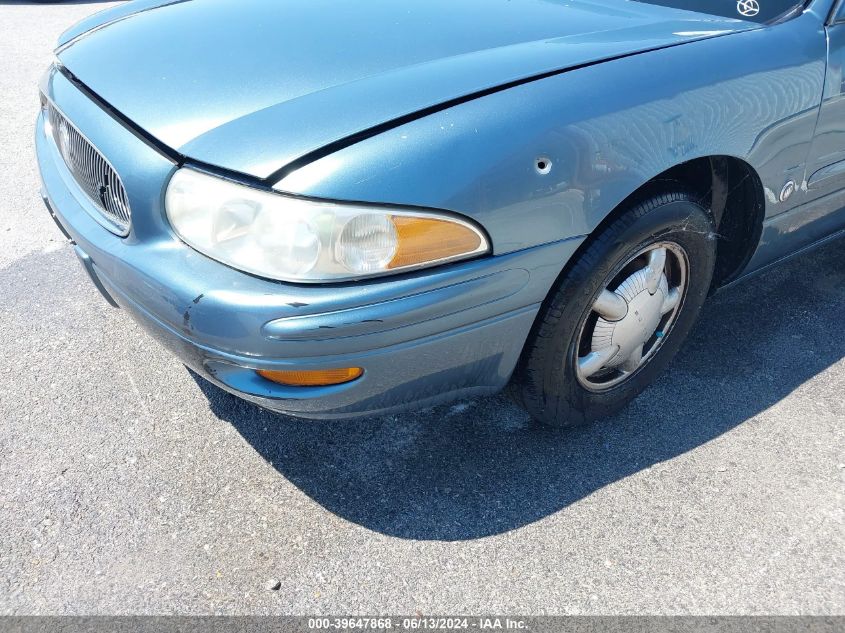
[
  {"left": 388, "top": 216, "right": 484, "bottom": 269},
  {"left": 256, "top": 367, "right": 364, "bottom": 387}
]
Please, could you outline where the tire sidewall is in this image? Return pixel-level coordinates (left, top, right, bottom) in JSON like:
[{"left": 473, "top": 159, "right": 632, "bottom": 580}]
[{"left": 531, "top": 197, "right": 716, "bottom": 425}]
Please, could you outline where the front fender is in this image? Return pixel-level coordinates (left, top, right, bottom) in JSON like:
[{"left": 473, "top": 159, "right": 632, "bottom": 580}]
[{"left": 276, "top": 12, "right": 825, "bottom": 254}]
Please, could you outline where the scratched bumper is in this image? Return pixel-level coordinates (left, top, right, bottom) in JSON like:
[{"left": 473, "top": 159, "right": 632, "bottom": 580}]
[{"left": 35, "top": 69, "right": 583, "bottom": 418}]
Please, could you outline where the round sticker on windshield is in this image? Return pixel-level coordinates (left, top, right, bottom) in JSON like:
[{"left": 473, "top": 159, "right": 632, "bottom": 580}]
[{"left": 737, "top": 0, "right": 760, "bottom": 17}]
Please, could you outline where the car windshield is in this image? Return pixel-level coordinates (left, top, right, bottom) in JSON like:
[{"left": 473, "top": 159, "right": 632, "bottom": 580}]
[{"left": 630, "top": 0, "right": 806, "bottom": 23}]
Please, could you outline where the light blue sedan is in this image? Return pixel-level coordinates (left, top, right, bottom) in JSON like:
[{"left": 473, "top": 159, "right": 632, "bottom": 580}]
[{"left": 36, "top": 0, "right": 845, "bottom": 426}]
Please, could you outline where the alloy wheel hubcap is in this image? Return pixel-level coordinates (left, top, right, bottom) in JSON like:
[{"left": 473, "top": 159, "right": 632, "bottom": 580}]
[{"left": 575, "top": 242, "right": 688, "bottom": 391}]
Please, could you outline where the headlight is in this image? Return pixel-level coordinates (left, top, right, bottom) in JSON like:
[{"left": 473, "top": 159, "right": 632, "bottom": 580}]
[{"left": 165, "top": 168, "right": 489, "bottom": 282}]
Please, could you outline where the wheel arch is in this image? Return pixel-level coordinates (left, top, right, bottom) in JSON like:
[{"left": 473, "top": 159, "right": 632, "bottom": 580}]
[{"left": 585, "top": 155, "right": 766, "bottom": 290}]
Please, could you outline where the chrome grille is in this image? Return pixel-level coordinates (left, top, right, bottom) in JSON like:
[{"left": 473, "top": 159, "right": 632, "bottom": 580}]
[{"left": 46, "top": 103, "right": 131, "bottom": 235}]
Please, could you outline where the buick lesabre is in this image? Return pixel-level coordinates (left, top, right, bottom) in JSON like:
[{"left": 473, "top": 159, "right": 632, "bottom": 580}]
[{"left": 36, "top": 0, "right": 845, "bottom": 425}]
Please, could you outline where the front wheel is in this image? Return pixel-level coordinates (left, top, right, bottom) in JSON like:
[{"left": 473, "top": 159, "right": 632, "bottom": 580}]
[{"left": 509, "top": 191, "right": 716, "bottom": 427}]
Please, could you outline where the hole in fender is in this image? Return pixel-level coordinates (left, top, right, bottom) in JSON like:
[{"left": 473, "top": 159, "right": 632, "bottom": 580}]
[{"left": 535, "top": 157, "right": 552, "bottom": 175}]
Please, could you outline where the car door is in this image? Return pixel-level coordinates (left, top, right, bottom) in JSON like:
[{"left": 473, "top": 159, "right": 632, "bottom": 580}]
[{"left": 804, "top": 1, "right": 845, "bottom": 204}]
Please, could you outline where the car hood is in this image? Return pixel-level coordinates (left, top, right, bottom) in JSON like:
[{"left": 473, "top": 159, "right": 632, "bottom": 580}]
[{"left": 57, "top": 0, "right": 754, "bottom": 180}]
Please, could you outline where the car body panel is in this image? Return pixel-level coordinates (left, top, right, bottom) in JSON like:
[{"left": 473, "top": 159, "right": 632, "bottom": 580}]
[
  {"left": 56, "top": 0, "right": 185, "bottom": 48},
  {"left": 56, "top": 0, "right": 754, "bottom": 178},
  {"left": 278, "top": 12, "right": 828, "bottom": 259},
  {"left": 805, "top": 15, "right": 845, "bottom": 199}
]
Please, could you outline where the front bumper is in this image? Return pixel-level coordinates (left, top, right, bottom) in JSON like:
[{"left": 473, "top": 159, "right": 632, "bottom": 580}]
[{"left": 36, "top": 68, "right": 583, "bottom": 418}]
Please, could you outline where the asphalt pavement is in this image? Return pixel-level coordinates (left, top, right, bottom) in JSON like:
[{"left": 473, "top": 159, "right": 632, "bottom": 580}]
[{"left": 0, "top": 0, "right": 843, "bottom": 615}]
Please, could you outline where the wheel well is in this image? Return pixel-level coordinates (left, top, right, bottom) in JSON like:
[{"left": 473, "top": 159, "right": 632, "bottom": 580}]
[
  {"left": 614, "top": 156, "right": 765, "bottom": 288},
  {"left": 510, "top": 155, "right": 765, "bottom": 393}
]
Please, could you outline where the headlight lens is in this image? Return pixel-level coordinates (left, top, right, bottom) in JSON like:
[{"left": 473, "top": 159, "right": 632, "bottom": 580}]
[{"left": 165, "top": 168, "right": 489, "bottom": 282}]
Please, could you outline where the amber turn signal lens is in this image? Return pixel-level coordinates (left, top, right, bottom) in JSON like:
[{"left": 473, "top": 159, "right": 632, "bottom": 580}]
[
  {"left": 256, "top": 367, "right": 363, "bottom": 387},
  {"left": 388, "top": 216, "right": 484, "bottom": 269}
]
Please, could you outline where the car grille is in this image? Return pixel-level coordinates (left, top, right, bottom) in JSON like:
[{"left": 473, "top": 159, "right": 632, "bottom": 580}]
[{"left": 46, "top": 103, "right": 131, "bottom": 235}]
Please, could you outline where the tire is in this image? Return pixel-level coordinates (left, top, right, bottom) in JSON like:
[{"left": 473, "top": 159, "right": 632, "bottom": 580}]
[{"left": 509, "top": 191, "right": 716, "bottom": 427}]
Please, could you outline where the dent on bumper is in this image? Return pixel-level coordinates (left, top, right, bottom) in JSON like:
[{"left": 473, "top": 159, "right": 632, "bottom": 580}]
[{"left": 35, "top": 94, "right": 584, "bottom": 418}]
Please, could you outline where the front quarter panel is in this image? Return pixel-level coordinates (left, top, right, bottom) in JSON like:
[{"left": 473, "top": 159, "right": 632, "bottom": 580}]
[{"left": 278, "top": 13, "right": 826, "bottom": 255}]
